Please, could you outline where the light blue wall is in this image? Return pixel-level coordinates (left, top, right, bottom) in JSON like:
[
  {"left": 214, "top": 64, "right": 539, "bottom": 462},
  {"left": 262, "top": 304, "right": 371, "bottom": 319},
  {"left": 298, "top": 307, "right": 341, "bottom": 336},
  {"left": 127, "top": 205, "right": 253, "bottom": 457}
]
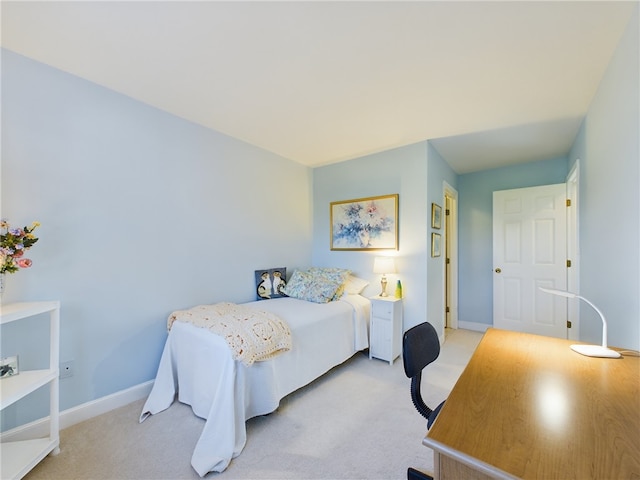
[
  {"left": 312, "top": 143, "right": 430, "bottom": 332},
  {"left": 567, "top": 5, "right": 639, "bottom": 350},
  {"left": 1, "top": 50, "right": 313, "bottom": 429},
  {"left": 457, "top": 158, "right": 568, "bottom": 326}
]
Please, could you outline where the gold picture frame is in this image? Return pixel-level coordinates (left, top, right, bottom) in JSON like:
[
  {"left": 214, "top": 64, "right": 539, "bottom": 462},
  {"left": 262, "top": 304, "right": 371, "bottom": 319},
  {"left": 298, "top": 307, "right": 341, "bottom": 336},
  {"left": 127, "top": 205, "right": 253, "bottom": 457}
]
[
  {"left": 431, "top": 233, "right": 441, "bottom": 257},
  {"left": 431, "top": 203, "right": 442, "bottom": 229},
  {"left": 330, "top": 194, "right": 399, "bottom": 250}
]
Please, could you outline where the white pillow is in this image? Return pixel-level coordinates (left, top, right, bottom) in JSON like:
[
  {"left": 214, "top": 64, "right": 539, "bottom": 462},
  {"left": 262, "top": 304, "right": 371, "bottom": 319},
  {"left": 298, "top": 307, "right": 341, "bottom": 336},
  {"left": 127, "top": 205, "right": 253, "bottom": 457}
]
[{"left": 343, "top": 275, "right": 369, "bottom": 295}]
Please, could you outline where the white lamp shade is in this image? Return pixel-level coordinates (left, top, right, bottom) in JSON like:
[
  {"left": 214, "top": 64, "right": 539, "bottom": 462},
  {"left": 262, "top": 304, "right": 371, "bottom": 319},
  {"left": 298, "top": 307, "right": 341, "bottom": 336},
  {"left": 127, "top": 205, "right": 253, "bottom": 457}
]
[{"left": 373, "top": 257, "right": 396, "bottom": 274}]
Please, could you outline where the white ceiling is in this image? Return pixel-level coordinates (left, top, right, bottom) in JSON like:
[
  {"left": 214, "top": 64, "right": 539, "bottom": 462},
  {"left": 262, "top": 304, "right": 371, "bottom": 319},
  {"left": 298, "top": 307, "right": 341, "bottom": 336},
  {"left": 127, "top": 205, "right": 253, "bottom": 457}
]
[{"left": 1, "top": 1, "right": 635, "bottom": 173}]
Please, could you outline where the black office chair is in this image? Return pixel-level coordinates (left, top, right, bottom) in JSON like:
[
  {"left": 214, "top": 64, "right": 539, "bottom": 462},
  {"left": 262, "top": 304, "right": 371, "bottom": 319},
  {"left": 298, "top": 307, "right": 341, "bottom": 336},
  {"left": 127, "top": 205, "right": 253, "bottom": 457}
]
[{"left": 403, "top": 322, "right": 445, "bottom": 480}]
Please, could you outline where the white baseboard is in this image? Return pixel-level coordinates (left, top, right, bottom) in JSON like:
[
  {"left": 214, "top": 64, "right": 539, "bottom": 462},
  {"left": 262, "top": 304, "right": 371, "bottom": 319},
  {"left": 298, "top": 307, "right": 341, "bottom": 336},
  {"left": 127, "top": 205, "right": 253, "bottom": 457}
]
[
  {"left": 1, "top": 380, "right": 153, "bottom": 442},
  {"left": 458, "top": 320, "right": 491, "bottom": 333}
]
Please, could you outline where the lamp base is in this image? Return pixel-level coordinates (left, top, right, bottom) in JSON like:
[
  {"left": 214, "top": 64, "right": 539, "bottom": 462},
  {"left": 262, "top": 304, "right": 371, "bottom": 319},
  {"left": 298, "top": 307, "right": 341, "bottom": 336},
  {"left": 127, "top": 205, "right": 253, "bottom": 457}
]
[
  {"left": 570, "top": 344, "right": 621, "bottom": 358},
  {"left": 380, "top": 277, "right": 388, "bottom": 297}
]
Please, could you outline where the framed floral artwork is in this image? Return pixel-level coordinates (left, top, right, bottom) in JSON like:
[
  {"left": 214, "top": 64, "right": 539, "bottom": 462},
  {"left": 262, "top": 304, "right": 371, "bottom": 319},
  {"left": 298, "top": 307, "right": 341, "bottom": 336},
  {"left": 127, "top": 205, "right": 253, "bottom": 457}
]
[{"left": 330, "top": 194, "right": 399, "bottom": 250}]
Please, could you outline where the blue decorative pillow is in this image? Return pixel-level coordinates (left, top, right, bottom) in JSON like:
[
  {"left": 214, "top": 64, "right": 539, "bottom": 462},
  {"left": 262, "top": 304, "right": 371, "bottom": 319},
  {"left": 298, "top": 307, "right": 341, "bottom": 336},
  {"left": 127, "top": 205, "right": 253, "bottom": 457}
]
[
  {"left": 308, "top": 267, "right": 351, "bottom": 301},
  {"left": 283, "top": 268, "right": 350, "bottom": 303},
  {"left": 255, "top": 267, "right": 287, "bottom": 300},
  {"left": 282, "top": 270, "right": 312, "bottom": 299}
]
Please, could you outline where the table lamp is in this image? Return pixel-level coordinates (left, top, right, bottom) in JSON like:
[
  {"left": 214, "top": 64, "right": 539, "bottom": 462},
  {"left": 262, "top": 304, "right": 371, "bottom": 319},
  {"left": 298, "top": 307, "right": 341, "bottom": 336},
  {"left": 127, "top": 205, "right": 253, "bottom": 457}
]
[
  {"left": 373, "top": 256, "right": 396, "bottom": 297},
  {"left": 539, "top": 287, "right": 621, "bottom": 358}
]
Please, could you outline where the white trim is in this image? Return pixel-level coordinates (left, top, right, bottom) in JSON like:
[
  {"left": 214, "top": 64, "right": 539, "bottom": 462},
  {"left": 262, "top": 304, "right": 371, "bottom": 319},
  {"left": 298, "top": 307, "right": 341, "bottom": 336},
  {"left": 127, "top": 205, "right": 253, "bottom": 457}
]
[
  {"left": 457, "top": 321, "right": 490, "bottom": 333},
  {"left": 443, "top": 181, "right": 459, "bottom": 330},
  {"left": 566, "top": 160, "right": 580, "bottom": 341},
  {"left": 0, "top": 381, "right": 153, "bottom": 442}
]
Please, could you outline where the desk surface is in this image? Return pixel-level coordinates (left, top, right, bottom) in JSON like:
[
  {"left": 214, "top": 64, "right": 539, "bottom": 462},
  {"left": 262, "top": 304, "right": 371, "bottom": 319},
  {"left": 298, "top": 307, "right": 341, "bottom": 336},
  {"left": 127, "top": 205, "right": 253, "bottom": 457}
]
[{"left": 424, "top": 328, "right": 640, "bottom": 479}]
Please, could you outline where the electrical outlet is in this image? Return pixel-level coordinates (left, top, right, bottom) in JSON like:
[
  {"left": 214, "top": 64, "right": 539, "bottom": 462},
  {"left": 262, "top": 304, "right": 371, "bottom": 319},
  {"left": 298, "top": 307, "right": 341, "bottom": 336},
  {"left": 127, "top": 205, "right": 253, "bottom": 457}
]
[{"left": 60, "top": 360, "right": 74, "bottom": 379}]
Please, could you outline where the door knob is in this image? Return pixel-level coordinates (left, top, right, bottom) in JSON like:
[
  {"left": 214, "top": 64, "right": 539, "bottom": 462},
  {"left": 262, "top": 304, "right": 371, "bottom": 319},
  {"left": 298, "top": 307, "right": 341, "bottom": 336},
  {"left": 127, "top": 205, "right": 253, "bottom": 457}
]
[{"left": 495, "top": 268, "right": 502, "bottom": 273}]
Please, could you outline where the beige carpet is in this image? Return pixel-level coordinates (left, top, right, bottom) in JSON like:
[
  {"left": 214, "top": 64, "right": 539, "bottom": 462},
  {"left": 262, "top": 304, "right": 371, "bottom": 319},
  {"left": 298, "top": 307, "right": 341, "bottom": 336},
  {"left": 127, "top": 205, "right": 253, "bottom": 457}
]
[{"left": 25, "top": 328, "right": 483, "bottom": 480}]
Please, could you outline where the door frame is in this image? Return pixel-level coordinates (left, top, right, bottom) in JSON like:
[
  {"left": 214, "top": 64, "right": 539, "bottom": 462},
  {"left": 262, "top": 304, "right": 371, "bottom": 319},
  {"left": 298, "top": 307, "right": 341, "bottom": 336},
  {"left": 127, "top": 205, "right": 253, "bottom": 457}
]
[
  {"left": 566, "top": 160, "right": 580, "bottom": 341},
  {"left": 443, "top": 181, "right": 459, "bottom": 330}
]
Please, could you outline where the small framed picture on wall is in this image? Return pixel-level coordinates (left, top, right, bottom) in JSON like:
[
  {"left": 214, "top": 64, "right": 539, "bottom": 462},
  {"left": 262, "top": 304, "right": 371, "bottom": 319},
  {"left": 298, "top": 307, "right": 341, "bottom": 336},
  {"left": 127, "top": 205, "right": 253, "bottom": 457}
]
[
  {"left": 431, "top": 233, "right": 441, "bottom": 257},
  {"left": 431, "top": 203, "right": 442, "bottom": 229}
]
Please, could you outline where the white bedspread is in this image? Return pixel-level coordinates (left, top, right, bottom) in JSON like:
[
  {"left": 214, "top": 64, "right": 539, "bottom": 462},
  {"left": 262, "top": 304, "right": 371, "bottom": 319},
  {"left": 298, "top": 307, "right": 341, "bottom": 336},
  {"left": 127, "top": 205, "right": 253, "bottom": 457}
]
[{"left": 139, "top": 295, "right": 370, "bottom": 476}]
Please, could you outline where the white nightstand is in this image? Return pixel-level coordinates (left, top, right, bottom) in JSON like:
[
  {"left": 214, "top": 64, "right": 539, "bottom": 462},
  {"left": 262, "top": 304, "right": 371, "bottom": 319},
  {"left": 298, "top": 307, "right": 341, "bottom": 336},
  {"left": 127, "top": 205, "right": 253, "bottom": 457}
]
[{"left": 369, "top": 296, "right": 403, "bottom": 365}]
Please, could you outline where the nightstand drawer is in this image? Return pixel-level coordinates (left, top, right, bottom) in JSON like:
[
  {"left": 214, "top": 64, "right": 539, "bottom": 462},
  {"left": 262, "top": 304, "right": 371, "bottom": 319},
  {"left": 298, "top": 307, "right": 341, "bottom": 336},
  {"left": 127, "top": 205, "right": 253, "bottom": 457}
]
[{"left": 371, "top": 301, "right": 394, "bottom": 318}]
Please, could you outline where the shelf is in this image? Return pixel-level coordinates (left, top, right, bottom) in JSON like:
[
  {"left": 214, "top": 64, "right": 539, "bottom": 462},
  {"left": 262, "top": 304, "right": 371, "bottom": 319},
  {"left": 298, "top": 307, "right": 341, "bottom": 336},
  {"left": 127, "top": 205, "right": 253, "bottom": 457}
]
[
  {"left": 0, "top": 300, "right": 60, "bottom": 480},
  {"left": 0, "top": 301, "right": 60, "bottom": 325},
  {"left": 0, "top": 369, "right": 58, "bottom": 410},
  {"left": 0, "top": 438, "right": 59, "bottom": 480}
]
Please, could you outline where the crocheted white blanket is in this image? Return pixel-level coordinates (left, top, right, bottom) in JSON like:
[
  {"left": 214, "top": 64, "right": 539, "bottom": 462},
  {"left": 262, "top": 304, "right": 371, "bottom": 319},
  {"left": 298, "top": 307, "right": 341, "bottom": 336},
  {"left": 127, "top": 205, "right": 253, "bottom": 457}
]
[{"left": 167, "top": 303, "right": 292, "bottom": 366}]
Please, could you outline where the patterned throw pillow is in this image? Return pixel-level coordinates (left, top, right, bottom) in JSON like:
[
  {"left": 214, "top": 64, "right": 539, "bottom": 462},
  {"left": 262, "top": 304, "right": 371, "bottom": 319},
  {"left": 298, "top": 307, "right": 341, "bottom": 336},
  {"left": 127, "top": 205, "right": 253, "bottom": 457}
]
[
  {"left": 308, "top": 267, "right": 351, "bottom": 301},
  {"left": 283, "top": 267, "right": 350, "bottom": 303},
  {"left": 281, "top": 270, "right": 311, "bottom": 299}
]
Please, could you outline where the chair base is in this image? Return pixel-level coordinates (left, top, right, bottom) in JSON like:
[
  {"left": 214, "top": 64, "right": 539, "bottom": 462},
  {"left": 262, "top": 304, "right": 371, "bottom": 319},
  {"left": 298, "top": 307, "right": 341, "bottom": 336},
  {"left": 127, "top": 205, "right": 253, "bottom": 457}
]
[{"left": 407, "top": 467, "right": 433, "bottom": 480}]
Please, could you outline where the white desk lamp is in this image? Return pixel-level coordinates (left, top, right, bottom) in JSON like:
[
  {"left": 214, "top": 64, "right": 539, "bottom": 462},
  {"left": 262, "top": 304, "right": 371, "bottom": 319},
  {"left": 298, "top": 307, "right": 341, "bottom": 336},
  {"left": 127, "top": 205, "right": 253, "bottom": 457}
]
[
  {"left": 539, "top": 287, "right": 621, "bottom": 358},
  {"left": 373, "top": 256, "right": 396, "bottom": 297}
]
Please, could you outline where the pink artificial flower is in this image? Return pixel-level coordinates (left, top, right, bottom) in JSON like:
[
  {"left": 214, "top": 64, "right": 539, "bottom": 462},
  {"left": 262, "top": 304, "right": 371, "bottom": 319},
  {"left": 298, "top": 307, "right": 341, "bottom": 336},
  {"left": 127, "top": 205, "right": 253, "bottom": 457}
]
[
  {"left": 12, "top": 250, "right": 24, "bottom": 258},
  {"left": 16, "top": 258, "right": 32, "bottom": 268}
]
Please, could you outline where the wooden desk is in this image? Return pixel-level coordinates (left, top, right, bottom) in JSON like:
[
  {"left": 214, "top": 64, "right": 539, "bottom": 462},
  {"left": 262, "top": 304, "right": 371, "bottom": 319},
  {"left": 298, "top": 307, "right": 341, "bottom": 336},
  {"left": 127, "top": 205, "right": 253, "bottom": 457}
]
[{"left": 423, "top": 328, "right": 640, "bottom": 480}]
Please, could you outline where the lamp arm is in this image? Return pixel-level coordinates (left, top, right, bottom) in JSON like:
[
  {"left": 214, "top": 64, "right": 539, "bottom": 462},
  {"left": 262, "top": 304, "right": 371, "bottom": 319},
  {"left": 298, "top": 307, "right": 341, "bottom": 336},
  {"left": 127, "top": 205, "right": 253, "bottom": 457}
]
[{"left": 575, "top": 295, "right": 608, "bottom": 348}]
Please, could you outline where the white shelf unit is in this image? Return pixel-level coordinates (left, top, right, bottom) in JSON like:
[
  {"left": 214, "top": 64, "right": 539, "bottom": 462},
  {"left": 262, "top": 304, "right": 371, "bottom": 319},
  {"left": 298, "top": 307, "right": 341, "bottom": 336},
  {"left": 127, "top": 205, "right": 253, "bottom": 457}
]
[
  {"left": 369, "top": 296, "right": 403, "bottom": 365},
  {"left": 1, "top": 301, "right": 60, "bottom": 480}
]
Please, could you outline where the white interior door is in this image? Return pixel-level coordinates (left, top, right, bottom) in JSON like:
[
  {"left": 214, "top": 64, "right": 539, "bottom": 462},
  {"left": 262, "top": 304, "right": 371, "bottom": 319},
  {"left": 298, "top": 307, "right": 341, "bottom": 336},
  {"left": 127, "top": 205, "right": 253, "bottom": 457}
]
[{"left": 493, "top": 184, "right": 568, "bottom": 338}]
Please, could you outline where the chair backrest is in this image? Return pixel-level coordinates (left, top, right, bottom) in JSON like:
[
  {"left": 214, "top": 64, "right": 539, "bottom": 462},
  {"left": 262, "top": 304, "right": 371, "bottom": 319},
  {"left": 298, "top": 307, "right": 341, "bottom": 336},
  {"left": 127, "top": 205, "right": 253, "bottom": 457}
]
[
  {"left": 403, "top": 322, "right": 440, "bottom": 378},
  {"left": 402, "top": 322, "right": 441, "bottom": 422}
]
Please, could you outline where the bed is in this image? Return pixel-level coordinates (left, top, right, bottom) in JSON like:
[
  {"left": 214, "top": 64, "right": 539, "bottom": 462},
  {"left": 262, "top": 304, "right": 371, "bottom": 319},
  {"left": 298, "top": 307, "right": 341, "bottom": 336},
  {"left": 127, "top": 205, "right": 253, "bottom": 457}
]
[{"left": 139, "top": 280, "right": 371, "bottom": 477}]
